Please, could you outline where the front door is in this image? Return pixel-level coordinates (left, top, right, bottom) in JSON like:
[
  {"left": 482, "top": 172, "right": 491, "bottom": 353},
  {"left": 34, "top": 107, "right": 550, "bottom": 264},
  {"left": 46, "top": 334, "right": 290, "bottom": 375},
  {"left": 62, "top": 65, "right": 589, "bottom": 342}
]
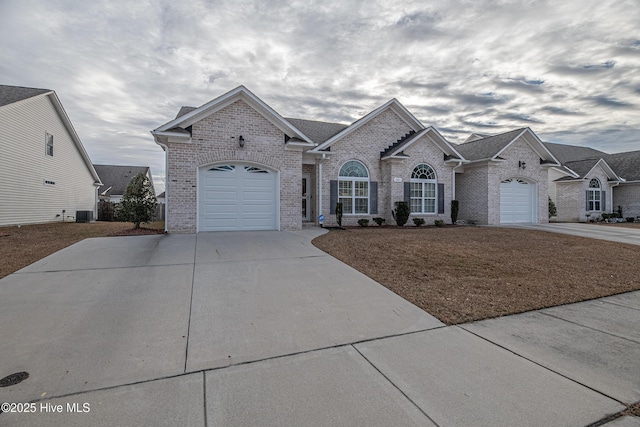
[{"left": 302, "top": 173, "right": 310, "bottom": 221}]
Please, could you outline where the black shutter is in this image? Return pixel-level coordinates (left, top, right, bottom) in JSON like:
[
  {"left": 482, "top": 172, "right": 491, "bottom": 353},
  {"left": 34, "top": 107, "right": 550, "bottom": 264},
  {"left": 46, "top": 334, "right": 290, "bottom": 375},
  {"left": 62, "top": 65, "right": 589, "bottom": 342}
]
[
  {"left": 404, "top": 182, "right": 411, "bottom": 204},
  {"left": 602, "top": 190, "right": 606, "bottom": 211},
  {"left": 370, "top": 181, "right": 378, "bottom": 214},
  {"left": 330, "top": 180, "right": 338, "bottom": 214},
  {"left": 438, "top": 183, "right": 445, "bottom": 214}
]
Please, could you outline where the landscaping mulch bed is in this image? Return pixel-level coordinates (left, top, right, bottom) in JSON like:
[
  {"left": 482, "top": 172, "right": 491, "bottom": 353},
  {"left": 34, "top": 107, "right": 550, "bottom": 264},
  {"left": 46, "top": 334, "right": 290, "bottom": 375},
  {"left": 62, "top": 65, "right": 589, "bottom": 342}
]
[
  {"left": 0, "top": 221, "right": 164, "bottom": 279},
  {"left": 312, "top": 227, "right": 640, "bottom": 325}
]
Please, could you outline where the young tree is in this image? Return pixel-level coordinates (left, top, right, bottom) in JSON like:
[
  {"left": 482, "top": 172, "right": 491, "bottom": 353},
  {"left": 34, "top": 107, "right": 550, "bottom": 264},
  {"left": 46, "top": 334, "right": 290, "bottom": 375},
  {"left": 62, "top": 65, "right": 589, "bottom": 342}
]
[{"left": 115, "top": 172, "right": 157, "bottom": 229}]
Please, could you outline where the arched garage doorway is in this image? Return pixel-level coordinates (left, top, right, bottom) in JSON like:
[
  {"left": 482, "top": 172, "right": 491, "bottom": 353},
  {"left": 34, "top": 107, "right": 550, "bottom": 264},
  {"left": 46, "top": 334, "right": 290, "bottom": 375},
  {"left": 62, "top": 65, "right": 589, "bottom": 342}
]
[
  {"left": 198, "top": 162, "right": 278, "bottom": 231},
  {"left": 500, "top": 178, "right": 536, "bottom": 223}
]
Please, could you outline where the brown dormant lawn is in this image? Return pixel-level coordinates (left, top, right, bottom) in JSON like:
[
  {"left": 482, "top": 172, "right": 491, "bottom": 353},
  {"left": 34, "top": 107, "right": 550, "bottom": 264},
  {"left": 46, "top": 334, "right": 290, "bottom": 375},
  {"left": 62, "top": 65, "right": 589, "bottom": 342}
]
[
  {"left": 0, "top": 221, "right": 164, "bottom": 279},
  {"left": 312, "top": 226, "right": 640, "bottom": 325}
]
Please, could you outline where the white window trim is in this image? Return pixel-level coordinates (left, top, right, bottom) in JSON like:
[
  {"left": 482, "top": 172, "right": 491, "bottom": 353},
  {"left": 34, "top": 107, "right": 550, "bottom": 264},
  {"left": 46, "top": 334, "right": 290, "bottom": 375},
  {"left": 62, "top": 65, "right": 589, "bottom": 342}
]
[
  {"left": 45, "top": 132, "right": 53, "bottom": 156},
  {"left": 338, "top": 160, "right": 370, "bottom": 215},
  {"left": 410, "top": 164, "right": 437, "bottom": 214}
]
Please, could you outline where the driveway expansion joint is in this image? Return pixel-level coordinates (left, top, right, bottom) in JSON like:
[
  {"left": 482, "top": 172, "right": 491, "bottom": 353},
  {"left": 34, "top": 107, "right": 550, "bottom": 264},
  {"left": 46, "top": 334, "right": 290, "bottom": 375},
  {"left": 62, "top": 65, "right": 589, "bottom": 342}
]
[{"left": 540, "top": 311, "right": 640, "bottom": 346}]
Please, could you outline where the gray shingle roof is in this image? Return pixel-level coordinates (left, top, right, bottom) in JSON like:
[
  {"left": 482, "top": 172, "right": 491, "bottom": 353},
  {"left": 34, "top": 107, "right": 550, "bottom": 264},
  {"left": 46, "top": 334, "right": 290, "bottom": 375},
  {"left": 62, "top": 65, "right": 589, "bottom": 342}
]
[
  {"left": 453, "top": 128, "right": 526, "bottom": 161},
  {"left": 0, "top": 84, "right": 51, "bottom": 107},
  {"left": 603, "top": 150, "right": 640, "bottom": 181},
  {"left": 93, "top": 165, "right": 151, "bottom": 196},
  {"left": 560, "top": 159, "right": 601, "bottom": 179},
  {"left": 284, "top": 118, "right": 348, "bottom": 144},
  {"left": 543, "top": 142, "right": 607, "bottom": 164}
]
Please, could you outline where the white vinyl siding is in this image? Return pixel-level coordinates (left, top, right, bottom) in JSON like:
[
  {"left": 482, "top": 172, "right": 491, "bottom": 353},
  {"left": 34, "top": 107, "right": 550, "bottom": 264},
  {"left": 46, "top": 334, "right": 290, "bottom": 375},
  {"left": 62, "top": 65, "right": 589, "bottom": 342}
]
[{"left": 0, "top": 95, "right": 97, "bottom": 226}]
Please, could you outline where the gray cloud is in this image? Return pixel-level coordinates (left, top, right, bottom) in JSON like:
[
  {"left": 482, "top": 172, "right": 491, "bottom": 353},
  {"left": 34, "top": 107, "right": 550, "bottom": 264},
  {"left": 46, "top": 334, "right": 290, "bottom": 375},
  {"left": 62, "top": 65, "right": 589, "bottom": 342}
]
[{"left": 1, "top": 0, "right": 639, "bottom": 192}]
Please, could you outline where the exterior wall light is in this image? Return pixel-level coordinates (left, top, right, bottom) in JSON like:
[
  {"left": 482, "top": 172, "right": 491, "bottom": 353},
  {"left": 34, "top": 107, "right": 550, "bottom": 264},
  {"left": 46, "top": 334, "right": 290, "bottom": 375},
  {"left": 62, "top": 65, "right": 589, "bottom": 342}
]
[
  {"left": 519, "top": 160, "right": 526, "bottom": 169},
  {"left": 238, "top": 135, "right": 245, "bottom": 147}
]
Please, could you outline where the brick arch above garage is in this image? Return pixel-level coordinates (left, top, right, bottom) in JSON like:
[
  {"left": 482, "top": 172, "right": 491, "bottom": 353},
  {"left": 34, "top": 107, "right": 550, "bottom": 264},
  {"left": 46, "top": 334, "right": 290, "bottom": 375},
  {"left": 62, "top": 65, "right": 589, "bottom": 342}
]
[{"left": 196, "top": 150, "right": 284, "bottom": 171}]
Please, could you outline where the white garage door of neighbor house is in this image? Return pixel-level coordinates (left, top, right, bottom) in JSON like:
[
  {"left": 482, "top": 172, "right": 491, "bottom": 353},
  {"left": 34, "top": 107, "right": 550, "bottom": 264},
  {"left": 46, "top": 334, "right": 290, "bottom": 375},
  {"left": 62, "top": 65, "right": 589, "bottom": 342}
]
[
  {"left": 198, "top": 164, "right": 277, "bottom": 231},
  {"left": 500, "top": 179, "right": 534, "bottom": 223}
]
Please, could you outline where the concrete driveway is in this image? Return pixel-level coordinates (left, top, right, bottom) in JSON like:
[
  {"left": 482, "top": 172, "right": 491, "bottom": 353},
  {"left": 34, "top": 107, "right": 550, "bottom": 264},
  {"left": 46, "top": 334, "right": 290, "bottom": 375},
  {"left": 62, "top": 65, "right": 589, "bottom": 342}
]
[
  {"left": 502, "top": 222, "right": 640, "bottom": 245},
  {"left": 0, "top": 228, "right": 638, "bottom": 426}
]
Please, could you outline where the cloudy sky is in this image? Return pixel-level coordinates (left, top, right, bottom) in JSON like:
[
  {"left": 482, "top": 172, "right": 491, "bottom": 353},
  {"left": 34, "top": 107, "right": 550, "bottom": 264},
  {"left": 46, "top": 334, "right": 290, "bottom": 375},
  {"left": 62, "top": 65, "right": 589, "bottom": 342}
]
[{"left": 2, "top": 0, "right": 639, "bottom": 193}]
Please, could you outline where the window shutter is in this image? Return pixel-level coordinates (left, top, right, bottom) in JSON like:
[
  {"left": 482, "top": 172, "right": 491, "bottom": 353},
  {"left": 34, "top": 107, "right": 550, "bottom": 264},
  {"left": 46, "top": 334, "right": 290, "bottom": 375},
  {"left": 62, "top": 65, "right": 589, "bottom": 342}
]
[
  {"left": 586, "top": 190, "right": 589, "bottom": 211},
  {"left": 602, "top": 191, "right": 606, "bottom": 211},
  {"left": 370, "top": 181, "right": 378, "bottom": 214},
  {"left": 330, "top": 180, "right": 338, "bottom": 214},
  {"left": 404, "top": 182, "right": 410, "bottom": 203},
  {"left": 438, "top": 183, "right": 445, "bottom": 214}
]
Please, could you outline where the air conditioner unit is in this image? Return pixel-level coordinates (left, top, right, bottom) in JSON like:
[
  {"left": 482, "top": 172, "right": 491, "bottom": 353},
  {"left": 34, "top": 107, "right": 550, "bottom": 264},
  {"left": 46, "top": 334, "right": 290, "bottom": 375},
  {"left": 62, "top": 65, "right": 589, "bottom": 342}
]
[{"left": 75, "top": 210, "right": 93, "bottom": 223}]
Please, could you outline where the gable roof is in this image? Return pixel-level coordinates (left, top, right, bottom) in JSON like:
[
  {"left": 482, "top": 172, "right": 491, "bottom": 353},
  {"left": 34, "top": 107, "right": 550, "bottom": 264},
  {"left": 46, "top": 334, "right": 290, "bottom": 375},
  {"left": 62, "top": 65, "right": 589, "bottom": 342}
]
[
  {"left": 380, "top": 127, "right": 466, "bottom": 161},
  {"left": 602, "top": 150, "right": 640, "bottom": 181},
  {"left": 543, "top": 142, "right": 607, "bottom": 164},
  {"left": 94, "top": 165, "right": 152, "bottom": 196},
  {"left": 1, "top": 84, "right": 101, "bottom": 185},
  {"left": 152, "top": 86, "right": 313, "bottom": 145},
  {"left": 284, "top": 118, "right": 348, "bottom": 144},
  {"left": 309, "top": 98, "right": 425, "bottom": 153},
  {"left": 555, "top": 158, "right": 620, "bottom": 182},
  {"left": 454, "top": 128, "right": 560, "bottom": 165},
  {"left": 0, "top": 84, "right": 51, "bottom": 107}
]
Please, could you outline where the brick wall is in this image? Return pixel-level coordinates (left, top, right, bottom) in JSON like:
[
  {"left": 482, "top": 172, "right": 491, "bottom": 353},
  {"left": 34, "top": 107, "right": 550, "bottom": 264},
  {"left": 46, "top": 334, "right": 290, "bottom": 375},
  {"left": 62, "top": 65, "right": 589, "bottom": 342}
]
[
  {"left": 555, "top": 166, "right": 614, "bottom": 222},
  {"left": 614, "top": 183, "right": 640, "bottom": 219},
  {"left": 166, "top": 99, "right": 301, "bottom": 233},
  {"left": 317, "top": 108, "right": 455, "bottom": 227}
]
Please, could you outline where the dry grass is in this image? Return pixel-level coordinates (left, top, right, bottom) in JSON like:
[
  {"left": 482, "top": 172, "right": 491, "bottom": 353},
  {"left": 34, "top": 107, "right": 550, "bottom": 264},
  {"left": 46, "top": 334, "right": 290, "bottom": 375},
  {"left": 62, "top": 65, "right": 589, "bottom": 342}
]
[
  {"left": 312, "top": 227, "right": 640, "bottom": 325},
  {"left": 0, "top": 221, "right": 164, "bottom": 279}
]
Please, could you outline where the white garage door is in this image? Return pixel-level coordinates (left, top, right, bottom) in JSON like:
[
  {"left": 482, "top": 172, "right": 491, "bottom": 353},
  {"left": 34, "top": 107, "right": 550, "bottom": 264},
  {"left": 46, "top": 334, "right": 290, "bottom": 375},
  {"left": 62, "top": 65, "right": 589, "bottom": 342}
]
[
  {"left": 500, "top": 179, "right": 534, "bottom": 223},
  {"left": 198, "top": 163, "right": 277, "bottom": 231}
]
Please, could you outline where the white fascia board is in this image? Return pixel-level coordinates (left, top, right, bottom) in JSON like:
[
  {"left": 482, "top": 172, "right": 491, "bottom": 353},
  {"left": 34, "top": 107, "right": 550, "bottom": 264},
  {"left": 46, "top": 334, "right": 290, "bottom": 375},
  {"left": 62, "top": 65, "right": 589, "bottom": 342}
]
[
  {"left": 47, "top": 92, "right": 103, "bottom": 185},
  {"left": 151, "top": 130, "right": 192, "bottom": 143},
  {"left": 586, "top": 158, "right": 621, "bottom": 181},
  {"left": 154, "top": 86, "right": 313, "bottom": 144},
  {"left": 310, "top": 98, "right": 425, "bottom": 153}
]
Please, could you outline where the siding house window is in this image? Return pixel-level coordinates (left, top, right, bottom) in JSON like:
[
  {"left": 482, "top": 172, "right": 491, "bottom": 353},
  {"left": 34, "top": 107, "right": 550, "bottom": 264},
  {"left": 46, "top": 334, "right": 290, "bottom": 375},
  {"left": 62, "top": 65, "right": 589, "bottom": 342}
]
[
  {"left": 410, "top": 164, "right": 437, "bottom": 214},
  {"left": 45, "top": 133, "right": 53, "bottom": 156},
  {"left": 338, "top": 160, "right": 369, "bottom": 214},
  {"left": 587, "top": 178, "right": 601, "bottom": 211}
]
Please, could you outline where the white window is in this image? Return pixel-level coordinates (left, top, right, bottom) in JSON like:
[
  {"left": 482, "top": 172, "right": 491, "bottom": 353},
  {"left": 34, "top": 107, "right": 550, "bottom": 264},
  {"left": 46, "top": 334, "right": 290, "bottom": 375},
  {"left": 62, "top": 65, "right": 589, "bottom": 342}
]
[
  {"left": 45, "top": 133, "right": 53, "bottom": 156},
  {"left": 588, "top": 178, "right": 601, "bottom": 211},
  {"left": 338, "top": 160, "right": 369, "bottom": 214},
  {"left": 410, "top": 164, "right": 437, "bottom": 214}
]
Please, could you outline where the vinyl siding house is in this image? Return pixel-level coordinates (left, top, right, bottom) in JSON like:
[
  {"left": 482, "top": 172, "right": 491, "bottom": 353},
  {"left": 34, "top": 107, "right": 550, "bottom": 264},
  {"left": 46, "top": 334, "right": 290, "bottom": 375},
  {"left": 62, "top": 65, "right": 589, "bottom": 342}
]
[
  {"left": 0, "top": 85, "right": 101, "bottom": 226},
  {"left": 151, "top": 86, "right": 639, "bottom": 233}
]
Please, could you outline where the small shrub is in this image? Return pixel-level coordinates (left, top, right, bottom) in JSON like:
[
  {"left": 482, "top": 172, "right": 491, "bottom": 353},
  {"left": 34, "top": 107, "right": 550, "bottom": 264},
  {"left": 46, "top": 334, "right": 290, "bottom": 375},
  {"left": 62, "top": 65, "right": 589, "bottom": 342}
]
[
  {"left": 335, "top": 202, "right": 343, "bottom": 227},
  {"left": 451, "top": 200, "right": 459, "bottom": 224},
  {"left": 413, "top": 218, "right": 425, "bottom": 227},
  {"left": 627, "top": 217, "right": 635, "bottom": 223},
  {"left": 618, "top": 205, "right": 623, "bottom": 218},
  {"left": 357, "top": 218, "right": 369, "bottom": 227},
  {"left": 372, "top": 217, "right": 386, "bottom": 226},
  {"left": 434, "top": 219, "right": 445, "bottom": 227},
  {"left": 601, "top": 213, "right": 610, "bottom": 221},
  {"left": 548, "top": 196, "right": 557, "bottom": 218},
  {"left": 392, "top": 201, "right": 410, "bottom": 226}
]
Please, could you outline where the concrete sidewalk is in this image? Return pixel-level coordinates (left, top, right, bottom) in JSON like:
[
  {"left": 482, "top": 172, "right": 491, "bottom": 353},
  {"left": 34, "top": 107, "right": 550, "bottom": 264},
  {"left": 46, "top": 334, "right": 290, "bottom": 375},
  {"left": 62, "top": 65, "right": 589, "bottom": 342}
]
[
  {"left": 502, "top": 222, "right": 640, "bottom": 246},
  {"left": 0, "top": 229, "right": 638, "bottom": 426}
]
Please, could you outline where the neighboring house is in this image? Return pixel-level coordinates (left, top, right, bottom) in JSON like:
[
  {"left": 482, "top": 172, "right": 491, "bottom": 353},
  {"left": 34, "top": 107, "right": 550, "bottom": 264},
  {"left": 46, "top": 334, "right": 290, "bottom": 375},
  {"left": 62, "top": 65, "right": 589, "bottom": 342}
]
[
  {"left": 151, "top": 86, "right": 638, "bottom": 233},
  {"left": 93, "top": 165, "right": 154, "bottom": 203},
  {"left": 544, "top": 144, "right": 640, "bottom": 222},
  {"left": 0, "top": 84, "right": 101, "bottom": 226},
  {"left": 156, "top": 191, "right": 165, "bottom": 204},
  {"left": 453, "top": 129, "right": 560, "bottom": 225}
]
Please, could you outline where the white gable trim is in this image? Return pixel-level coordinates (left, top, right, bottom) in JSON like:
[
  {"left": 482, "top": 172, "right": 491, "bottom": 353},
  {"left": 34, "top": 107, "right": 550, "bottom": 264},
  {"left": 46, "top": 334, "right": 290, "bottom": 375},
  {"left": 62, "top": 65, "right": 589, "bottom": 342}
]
[
  {"left": 583, "top": 158, "right": 621, "bottom": 182},
  {"left": 40, "top": 91, "right": 102, "bottom": 185},
  {"left": 309, "top": 98, "right": 425, "bottom": 153},
  {"left": 494, "top": 128, "right": 560, "bottom": 166},
  {"left": 152, "top": 86, "right": 312, "bottom": 144},
  {"left": 382, "top": 126, "right": 467, "bottom": 161}
]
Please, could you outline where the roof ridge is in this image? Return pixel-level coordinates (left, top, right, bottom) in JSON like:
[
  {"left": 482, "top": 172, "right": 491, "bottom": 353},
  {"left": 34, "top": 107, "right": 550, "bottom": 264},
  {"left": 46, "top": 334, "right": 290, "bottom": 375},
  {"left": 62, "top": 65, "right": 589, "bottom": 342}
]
[{"left": 455, "top": 128, "right": 526, "bottom": 146}]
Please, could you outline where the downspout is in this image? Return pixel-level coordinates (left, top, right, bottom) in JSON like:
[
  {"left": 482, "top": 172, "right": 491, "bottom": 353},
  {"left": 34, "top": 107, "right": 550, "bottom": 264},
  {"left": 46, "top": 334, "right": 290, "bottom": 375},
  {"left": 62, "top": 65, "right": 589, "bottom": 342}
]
[
  {"left": 452, "top": 161, "right": 463, "bottom": 200},
  {"left": 318, "top": 154, "right": 324, "bottom": 224},
  {"left": 156, "top": 141, "right": 169, "bottom": 233}
]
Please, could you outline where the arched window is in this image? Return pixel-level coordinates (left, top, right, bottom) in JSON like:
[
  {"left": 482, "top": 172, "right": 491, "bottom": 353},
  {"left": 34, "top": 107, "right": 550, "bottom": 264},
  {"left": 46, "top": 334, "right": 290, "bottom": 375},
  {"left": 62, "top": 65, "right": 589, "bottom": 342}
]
[
  {"left": 410, "top": 164, "right": 437, "bottom": 214},
  {"left": 338, "top": 160, "right": 369, "bottom": 214},
  {"left": 588, "top": 178, "right": 601, "bottom": 211}
]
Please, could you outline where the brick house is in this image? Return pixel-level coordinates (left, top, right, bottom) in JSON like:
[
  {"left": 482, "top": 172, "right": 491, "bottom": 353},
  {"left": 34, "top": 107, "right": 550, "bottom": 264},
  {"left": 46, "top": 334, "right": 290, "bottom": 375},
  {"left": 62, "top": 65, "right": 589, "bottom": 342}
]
[{"left": 151, "top": 86, "right": 638, "bottom": 232}]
